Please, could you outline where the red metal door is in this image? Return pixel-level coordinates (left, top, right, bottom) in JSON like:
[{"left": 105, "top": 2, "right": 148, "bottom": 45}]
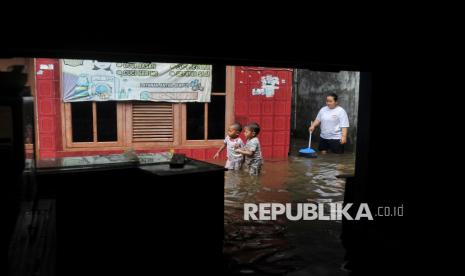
[{"left": 234, "top": 67, "right": 292, "bottom": 160}]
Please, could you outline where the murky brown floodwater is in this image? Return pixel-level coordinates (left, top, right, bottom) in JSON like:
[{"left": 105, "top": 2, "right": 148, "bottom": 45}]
[{"left": 209, "top": 142, "right": 355, "bottom": 275}]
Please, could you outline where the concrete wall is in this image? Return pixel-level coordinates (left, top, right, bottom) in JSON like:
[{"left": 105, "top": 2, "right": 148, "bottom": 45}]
[{"left": 291, "top": 70, "right": 359, "bottom": 151}]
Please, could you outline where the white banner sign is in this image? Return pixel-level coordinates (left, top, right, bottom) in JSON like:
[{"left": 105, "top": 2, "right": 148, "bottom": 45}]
[{"left": 61, "top": 59, "right": 212, "bottom": 102}]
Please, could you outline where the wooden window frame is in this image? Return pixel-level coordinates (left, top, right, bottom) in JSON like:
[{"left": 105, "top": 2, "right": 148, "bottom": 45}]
[
  {"left": 63, "top": 102, "right": 125, "bottom": 149},
  {"left": 60, "top": 66, "right": 235, "bottom": 151},
  {"left": 181, "top": 66, "right": 234, "bottom": 147}
]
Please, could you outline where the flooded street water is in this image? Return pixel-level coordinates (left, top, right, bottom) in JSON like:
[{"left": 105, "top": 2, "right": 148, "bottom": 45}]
[{"left": 209, "top": 141, "right": 355, "bottom": 275}]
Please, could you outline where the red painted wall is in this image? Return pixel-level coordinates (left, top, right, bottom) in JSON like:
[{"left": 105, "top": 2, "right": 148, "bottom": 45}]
[
  {"left": 234, "top": 67, "right": 292, "bottom": 160},
  {"left": 35, "top": 58, "right": 63, "bottom": 159}
]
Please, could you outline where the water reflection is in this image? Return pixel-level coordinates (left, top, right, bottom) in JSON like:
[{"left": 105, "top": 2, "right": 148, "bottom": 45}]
[{"left": 214, "top": 150, "right": 355, "bottom": 275}]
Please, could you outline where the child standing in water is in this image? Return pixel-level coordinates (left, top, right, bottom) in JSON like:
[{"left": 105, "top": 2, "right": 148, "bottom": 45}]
[
  {"left": 213, "top": 123, "right": 244, "bottom": 170},
  {"left": 235, "top": 122, "right": 263, "bottom": 175}
]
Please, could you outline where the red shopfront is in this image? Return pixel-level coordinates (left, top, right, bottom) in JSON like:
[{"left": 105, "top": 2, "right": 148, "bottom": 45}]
[{"left": 32, "top": 58, "right": 293, "bottom": 161}]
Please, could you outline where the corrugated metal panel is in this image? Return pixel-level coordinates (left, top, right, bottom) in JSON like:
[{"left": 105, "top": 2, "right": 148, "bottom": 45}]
[{"left": 132, "top": 102, "right": 174, "bottom": 142}]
